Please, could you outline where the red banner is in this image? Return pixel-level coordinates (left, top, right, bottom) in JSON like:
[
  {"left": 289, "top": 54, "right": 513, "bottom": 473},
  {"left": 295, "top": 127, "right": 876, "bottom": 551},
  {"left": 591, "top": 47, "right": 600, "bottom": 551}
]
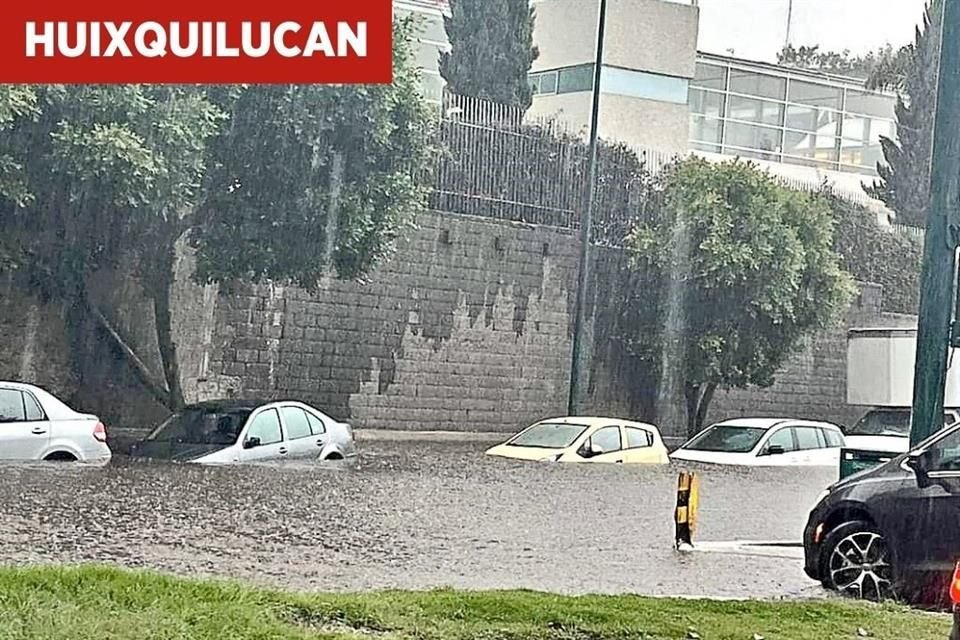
[{"left": 0, "top": 0, "right": 393, "bottom": 83}]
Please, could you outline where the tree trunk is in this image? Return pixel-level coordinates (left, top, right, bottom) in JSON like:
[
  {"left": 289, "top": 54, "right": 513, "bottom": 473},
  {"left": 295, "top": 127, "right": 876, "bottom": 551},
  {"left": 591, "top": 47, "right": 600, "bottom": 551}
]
[
  {"left": 149, "top": 230, "right": 185, "bottom": 411},
  {"left": 684, "top": 382, "right": 718, "bottom": 437}
]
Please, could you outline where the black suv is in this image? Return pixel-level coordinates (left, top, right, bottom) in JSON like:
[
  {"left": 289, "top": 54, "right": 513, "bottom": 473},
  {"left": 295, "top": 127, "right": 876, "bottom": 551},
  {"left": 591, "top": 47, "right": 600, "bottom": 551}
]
[{"left": 804, "top": 420, "right": 960, "bottom": 605}]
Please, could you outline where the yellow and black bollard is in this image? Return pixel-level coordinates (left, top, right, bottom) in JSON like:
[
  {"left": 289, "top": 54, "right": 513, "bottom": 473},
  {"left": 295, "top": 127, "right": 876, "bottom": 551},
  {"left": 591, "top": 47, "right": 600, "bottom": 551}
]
[{"left": 674, "top": 471, "right": 699, "bottom": 550}]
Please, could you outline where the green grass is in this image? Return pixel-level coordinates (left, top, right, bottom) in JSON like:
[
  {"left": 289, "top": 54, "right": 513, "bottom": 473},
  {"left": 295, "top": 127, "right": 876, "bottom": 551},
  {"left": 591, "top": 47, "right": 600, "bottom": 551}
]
[{"left": 0, "top": 565, "right": 950, "bottom": 640}]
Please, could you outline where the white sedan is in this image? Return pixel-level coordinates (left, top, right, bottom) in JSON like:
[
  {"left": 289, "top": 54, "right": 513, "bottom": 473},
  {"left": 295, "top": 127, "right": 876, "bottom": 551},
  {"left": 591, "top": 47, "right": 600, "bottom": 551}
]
[
  {"left": 670, "top": 418, "right": 846, "bottom": 467},
  {"left": 0, "top": 381, "right": 111, "bottom": 464},
  {"left": 130, "top": 399, "right": 357, "bottom": 464}
]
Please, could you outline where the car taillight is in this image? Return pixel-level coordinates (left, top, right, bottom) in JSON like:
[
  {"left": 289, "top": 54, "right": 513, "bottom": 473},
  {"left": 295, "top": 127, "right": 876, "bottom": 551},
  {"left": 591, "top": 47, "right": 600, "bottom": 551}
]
[
  {"left": 950, "top": 561, "right": 960, "bottom": 605},
  {"left": 93, "top": 421, "right": 108, "bottom": 443}
]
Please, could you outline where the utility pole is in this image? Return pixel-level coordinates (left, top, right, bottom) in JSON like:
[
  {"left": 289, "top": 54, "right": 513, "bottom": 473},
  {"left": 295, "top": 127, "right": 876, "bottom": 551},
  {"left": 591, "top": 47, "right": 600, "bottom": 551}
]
[
  {"left": 784, "top": 0, "right": 793, "bottom": 50},
  {"left": 910, "top": 0, "right": 960, "bottom": 446},
  {"left": 568, "top": 0, "right": 608, "bottom": 416}
]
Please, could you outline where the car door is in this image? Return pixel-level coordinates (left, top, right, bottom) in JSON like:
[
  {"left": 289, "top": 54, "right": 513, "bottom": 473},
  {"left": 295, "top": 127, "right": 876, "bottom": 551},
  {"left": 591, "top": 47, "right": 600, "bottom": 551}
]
[
  {"left": 755, "top": 426, "right": 802, "bottom": 465},
  {"left": 577, "top": 425, "right": 625, "bottom": 463},
  {"left": 793, "top": 425, "right": 830, "bottom": 466},
  {"left": 278, "top": 405, "right": 317, "bottom": 459},
  {"left": 877, "top": 426, "right": 960, "bottom": 580},
  {"left": 621, "top": 426, "right": 660, "bottom": 463},
  {"left": 0, "top": 387, "right": 49, "bottom": 460},
  {"left": 237, "top": 407, "right": 287, "bottom": 462}
]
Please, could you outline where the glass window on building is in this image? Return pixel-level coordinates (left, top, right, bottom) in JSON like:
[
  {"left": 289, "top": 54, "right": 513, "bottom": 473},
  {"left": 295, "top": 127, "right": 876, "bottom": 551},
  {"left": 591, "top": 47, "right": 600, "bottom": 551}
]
[
  {"left": 845, "top": 89, "right": 896, "bottom": 119},
  {"left": 693, "top": 62, "right": 727, "bottom": 90},
  {"left": 840, "top": 142, "right": 885, "bottom": 171},
  {"left": 784, "top": 104, "right": 840, "bottom": 136},
  {"left": 420, "top": 72, "right": 445, "bottom": 102},
  {"left": 783, "top": 130, "right": 839, "bottom": 161},
  {"left": 727, "top": 95, "right": 783, "bottom": 127},
  {"left": 689, "top": 88, "right": 725, "bottom": 118},
  {"left": 724, "top": 121, "right": 782, "bottom": 159},
  {"left": 728, "top": 69, "right": 786, "bottom": 101},
  {"left": 690, "top": 114, "right": 723, "bottom": 145},
  {"left": 788, "top": 79, "right": 843, "bottom": 109},
  {"left": 396, "top": 9, "right": 447, "bottom": 44},
  {"left": 539, "top": 71, "right": 558, "bottom": 95},
  {"left": 557, "top": 65, "right": 595, "bottom": 94},
  {"left": 414, "top": 43, "right": 444, "bottom": 73}
]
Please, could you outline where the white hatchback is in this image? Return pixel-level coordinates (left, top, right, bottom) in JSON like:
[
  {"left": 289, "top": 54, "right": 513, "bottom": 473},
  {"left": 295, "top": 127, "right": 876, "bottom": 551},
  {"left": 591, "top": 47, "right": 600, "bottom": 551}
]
[
  {"left": 670, "top": 417, "right": 846, "bottom": 467},
  {"left": 0, "top": 381, "right": 111, "bottom": 464}
]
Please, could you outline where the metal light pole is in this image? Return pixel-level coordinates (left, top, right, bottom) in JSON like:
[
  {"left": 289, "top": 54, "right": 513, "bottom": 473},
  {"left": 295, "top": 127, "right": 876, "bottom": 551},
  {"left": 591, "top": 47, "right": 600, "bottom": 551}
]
[
  {"left": 910, "top": 0, "right": 960, "bottom": 446},
  {"left": 567, "top": 0, "right": 608, "bottom": 416}
]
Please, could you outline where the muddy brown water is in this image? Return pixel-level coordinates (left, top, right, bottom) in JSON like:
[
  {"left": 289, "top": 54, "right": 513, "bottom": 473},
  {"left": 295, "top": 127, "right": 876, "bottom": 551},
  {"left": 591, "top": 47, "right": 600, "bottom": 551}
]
[{"left": 0, "top": 438, "right": 837, "bottom": 598}]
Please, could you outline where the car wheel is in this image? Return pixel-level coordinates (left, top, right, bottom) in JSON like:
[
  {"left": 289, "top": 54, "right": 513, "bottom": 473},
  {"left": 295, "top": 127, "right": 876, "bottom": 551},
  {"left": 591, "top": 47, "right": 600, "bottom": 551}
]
[{"left": 819, "top": 520, "right": 895, "bottom": 601}]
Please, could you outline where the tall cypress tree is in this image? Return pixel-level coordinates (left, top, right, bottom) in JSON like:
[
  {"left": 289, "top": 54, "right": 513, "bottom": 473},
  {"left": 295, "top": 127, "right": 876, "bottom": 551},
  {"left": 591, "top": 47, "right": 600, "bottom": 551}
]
[
  {"left": 865, "top": 0, "right": 942, "bottom": 228},
  {"left": 439, "top": 0, "right": 540, "bottom": 110}
]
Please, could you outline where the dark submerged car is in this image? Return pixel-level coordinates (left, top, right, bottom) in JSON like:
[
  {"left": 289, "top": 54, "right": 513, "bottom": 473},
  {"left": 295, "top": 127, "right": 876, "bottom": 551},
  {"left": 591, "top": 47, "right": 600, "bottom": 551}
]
[{"left": 804, "top": 419, "right": 960, "bottom": 605}]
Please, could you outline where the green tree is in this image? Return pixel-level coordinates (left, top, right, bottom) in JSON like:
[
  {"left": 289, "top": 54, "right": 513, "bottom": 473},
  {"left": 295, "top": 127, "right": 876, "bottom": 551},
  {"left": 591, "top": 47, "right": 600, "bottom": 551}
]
[
  {"left": 622, "top": 158, "right": 854, "bottom": 436},
  {"left": 865, "top": 0, "right": 942, "bottom": 228},
  {"left": 776, "top": 43, "right": 909, "bottom": 83},
  {"left": 439, "top": 0, "right": 540, "bottom": 110},
  {"left": 0, "top": 19, "right": 433, "bottom": 411}
]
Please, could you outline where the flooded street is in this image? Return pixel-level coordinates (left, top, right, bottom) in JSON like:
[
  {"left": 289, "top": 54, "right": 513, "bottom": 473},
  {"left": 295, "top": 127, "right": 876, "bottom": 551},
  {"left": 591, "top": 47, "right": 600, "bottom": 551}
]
[{"left": 0, "top": 435, "right": 838, "bottom": 598}]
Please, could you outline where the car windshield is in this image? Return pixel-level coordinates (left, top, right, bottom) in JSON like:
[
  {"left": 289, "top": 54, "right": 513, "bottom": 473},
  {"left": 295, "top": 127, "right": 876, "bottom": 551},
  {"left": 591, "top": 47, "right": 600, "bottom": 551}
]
[
  {"left": 683, "top": 425, "right": 767, "bottom": 453},
  {"left": 508, "top": 423, "right": 588, "bottom": 449},
  {"left": 147, "top": 407, "right": 255, "bottom": 445},
  {"left": 847, "top": 410, "right": 911, "bottom": 437}
]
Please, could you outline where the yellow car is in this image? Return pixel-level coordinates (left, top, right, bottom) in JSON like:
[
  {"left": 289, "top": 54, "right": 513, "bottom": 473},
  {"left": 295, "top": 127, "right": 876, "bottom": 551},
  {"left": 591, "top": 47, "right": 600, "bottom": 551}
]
[{"left": 485, "top": 416, "right": 670, "bottom": 464}]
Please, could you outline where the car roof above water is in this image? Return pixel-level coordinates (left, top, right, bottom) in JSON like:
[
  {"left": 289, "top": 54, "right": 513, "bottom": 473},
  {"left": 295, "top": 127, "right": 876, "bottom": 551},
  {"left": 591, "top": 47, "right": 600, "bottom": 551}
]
[
  {"left": 712, "top": 417, "right": 843, "bottom": 431},
  {"left": 179, "top": 399, "right": 275, "bottom": 412},
  {"left": 536, "top": 416, "right": 661, "bottom": 430}
]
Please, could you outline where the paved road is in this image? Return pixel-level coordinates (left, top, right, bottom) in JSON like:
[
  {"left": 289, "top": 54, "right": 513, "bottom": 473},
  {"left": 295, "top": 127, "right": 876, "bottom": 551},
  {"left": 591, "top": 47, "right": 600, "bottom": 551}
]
[{"left": 0, "top": 436, "right": 839, "bottom": 598}]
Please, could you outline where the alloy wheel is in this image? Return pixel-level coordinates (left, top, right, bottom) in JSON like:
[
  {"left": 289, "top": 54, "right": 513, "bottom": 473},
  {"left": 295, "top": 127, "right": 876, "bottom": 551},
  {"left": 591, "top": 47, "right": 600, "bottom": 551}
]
[{"left": 828, "top": 531, "right": 894, "bottom": 600}]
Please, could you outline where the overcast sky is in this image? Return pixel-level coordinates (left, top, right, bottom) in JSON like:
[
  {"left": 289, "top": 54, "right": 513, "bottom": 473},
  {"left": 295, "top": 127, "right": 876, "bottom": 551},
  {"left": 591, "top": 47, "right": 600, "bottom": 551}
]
[{"left": 696, "top": 0, "right": 931, "bottom": 63}]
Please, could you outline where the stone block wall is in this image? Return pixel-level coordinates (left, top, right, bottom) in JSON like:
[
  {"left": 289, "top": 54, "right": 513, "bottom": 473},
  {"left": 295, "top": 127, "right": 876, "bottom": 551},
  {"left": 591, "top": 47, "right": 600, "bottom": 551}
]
[
  {"left": 172, "top": 212, "right": 583, "bottom": 432},
  {"left": 0, "top": 209, "right": 917, "bottom": 440}
]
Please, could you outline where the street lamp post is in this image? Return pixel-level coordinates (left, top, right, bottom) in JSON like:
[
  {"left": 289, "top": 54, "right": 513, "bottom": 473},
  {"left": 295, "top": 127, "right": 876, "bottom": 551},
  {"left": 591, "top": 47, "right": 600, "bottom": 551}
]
[
  {"left": 567, "top": 0, "right": 609, "bottom": 416},
  {"left": 910, "top": 0, "right": 960, "bottom": 446}
]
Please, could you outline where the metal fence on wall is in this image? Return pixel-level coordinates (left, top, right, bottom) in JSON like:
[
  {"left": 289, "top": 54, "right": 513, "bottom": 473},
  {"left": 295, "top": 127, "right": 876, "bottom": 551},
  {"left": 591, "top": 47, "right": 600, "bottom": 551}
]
[{"left": 428, "top": 92, "right": 915, "bottom": 247}]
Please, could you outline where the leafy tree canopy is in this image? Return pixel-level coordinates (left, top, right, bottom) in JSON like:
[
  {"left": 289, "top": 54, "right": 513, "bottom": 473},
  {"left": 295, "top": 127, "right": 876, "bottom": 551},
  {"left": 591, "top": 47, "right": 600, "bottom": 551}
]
[{"left": 622, "top": 157, "right": 854, "bottom": 434}]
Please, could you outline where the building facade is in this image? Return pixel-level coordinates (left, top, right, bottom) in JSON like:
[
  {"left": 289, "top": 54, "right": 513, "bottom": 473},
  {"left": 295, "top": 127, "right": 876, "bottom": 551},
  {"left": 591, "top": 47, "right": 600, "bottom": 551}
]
[
  {"left": 394, "top": 0, "right": 449, "bottom": 104},
  {"left": 527, "top": 0, "right": 699, "bottom": 153},
  {"left": 397, "top": 0, "right": 897, "bottom": 214},
  {"left": 689, "top": 53, "right": 896, "bottom": 178}
]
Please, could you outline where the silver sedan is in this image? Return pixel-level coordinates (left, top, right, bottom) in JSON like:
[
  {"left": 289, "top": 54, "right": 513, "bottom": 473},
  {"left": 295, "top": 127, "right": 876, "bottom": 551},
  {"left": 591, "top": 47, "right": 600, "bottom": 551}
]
[
  {"left": 130, "top": 399, "right": 356, "bottom": 464},
  {"left": 0, "top": 381, "right": 111, "bottom": 464}
]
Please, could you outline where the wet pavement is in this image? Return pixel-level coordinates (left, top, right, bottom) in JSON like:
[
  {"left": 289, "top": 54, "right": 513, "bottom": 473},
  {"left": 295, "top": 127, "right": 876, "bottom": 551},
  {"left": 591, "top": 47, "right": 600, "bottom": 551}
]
[{"left": 0, "top": 436, "right": 839, "bottom": 598}]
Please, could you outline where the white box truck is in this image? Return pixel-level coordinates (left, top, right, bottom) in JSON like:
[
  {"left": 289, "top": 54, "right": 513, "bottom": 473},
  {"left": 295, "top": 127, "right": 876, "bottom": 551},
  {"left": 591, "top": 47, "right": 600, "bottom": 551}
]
[{"left": 846, "top": 327, "right": 960, "bottom": 454}]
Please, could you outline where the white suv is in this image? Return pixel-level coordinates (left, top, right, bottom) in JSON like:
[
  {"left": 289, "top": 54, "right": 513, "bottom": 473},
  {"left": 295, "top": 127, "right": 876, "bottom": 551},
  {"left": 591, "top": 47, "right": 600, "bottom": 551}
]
[{"left": 0, "top": 381, "right": 111, "bottom": 464}]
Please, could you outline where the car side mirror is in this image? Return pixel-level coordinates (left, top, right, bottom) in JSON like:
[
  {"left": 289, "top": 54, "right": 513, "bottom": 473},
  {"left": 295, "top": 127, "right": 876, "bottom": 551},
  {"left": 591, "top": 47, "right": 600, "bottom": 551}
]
[
  {"left": 906, "top": 452, "right": 932, "bottom": 488},
  {"left": 579, "top": 442, "right": 603, "bottom": 458},
  {"left": 764, "top": 444, "right": 785, "bottom": 456},
  {"left": 243, "top": 436, "right": 261, "bottom": 450}
]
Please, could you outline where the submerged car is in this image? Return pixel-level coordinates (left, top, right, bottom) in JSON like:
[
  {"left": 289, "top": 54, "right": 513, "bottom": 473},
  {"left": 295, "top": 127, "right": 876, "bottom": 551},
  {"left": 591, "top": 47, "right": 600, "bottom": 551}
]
[
  {"left": 842, "top": 407, "right": 960, "bottom": 454},
  {"left": 485, "top": 416, "right": 669, "bottom": 464},
  {"left": 670, "top": 418, "right": 846, "bottom": 466},
  {"left": 804, "top": 418, "right": 960, "bottom": 604},
  {"left": 130, "top": 399, "right": 356, "bottom": 464},
  {"left": 0, "top": 381, "right": 111, "bottom": 464}
]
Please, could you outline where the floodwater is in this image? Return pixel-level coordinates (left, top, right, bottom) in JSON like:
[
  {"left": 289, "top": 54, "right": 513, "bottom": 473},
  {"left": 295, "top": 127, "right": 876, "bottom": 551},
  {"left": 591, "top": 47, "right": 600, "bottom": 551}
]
[{"left": 0, "top": 436, "right": 838, "bottom": 598}]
